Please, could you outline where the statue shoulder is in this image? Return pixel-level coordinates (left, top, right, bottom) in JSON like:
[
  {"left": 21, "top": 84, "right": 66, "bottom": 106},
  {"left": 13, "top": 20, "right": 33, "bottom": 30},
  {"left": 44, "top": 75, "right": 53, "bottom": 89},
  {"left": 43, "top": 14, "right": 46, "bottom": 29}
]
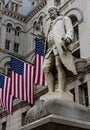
[
  {"left": 54, "top": 15, "right": 64, "bottom": 24},
  {"left": 63, "top": 15, "right": 72, "bottom": 22}
]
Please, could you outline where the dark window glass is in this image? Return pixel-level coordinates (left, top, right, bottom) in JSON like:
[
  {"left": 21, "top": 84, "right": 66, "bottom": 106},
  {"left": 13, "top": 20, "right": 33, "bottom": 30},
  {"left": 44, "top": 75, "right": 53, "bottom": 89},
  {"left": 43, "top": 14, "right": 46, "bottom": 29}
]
[
  {"left": 2, "top": 122, "right": 6, "bottom": 130},
  {"left": 5, "top": 40, "right": 10, "bottom": 50},
  {"left": 79, "top": 83, "right": 89, "bottom": 107},
  {"left": 14, "top": 43, "right": 19, "bottom": 53},
  {"left": 70, "top": 88, "right": 75, "bottom": 102},
  {"left": 21, "top": 111, "right": 27, "bottom": 126}
]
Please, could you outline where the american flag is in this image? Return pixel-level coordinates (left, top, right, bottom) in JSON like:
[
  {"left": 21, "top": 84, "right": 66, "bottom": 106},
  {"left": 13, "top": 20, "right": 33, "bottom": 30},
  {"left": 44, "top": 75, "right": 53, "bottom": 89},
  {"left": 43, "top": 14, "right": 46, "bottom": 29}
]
[
  {"left": 34, "top": 38, "right": 47, "bottom": 86},
  {"left": 10, "top": 57, "right": 34, "bottom": 105},
  {"left": 0, "top": 74, "right": 13, "bottom": 114}
]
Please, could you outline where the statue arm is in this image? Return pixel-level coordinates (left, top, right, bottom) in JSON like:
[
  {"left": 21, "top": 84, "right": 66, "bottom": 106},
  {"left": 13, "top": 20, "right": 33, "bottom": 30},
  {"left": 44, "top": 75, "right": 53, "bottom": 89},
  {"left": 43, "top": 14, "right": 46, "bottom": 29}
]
[{"left": 63, "top": 16, "right": 74, "bottom": 43}]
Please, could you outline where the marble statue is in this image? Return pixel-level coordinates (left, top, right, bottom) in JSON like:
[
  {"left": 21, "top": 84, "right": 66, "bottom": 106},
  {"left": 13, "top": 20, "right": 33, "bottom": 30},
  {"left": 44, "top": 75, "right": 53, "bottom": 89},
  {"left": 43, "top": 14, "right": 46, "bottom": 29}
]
[{"left": 36, "top": 6, "right": 77, "bottom": 94}]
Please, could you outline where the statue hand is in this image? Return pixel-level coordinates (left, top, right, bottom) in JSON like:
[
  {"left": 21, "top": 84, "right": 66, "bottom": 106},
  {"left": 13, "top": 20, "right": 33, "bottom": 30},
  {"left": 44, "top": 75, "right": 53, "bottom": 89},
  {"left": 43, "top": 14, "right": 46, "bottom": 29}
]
[
  {"left": 62, "top": 37, "right": 72, "bottom": 44},
  {"left": 38, "top": 33, "right": 46, "bottom": 44}
]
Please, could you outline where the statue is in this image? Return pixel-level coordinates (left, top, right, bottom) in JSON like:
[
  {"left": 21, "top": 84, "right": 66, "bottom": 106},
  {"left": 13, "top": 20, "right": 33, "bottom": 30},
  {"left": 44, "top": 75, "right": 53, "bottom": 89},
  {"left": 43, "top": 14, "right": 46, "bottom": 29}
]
[
  {"left": 35, "top": 6, "right": 77, "bottom": 94},
  {"left": 26, "top": 6, "right": 78, "bottom": 124}
]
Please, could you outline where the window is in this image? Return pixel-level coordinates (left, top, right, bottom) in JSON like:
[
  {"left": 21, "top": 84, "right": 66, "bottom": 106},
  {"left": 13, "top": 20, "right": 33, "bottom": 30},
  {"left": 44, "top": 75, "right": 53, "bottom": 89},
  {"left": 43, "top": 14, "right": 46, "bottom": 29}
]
[
  {"left": 79, "top": 83, "right": 89, "bottom": 107},
  {"left": 54, "top": 0, "right": 61, "bottom": 6},
  {"left": 70, "top": 15, "right": 80, "bottom": 58},
  {"left": 6, "top": 23, "right": 12, "bottom": 33},
  {"left": 33, "top": 21, "right": 37, "bottom": 31},
  {"left": 2, "top": 122, "right": 6, "bottom": 130},
  {"left": 5, "top": 40, "right": 10, "bottom": 50},
  {"left": 14, "top": 43, "right": 19, "bottom": 53},
  {"left": 15, "top": 27, "right": 21, "bottom": 36},
  {"left": 21, "top": 111, "right": 27, "bottom": 126},
  {"left": 70, "top": 15, "right": 79, "bottom": 42},
  {"left": 5, "top": 63, "right": 10, "bottom": 76},
  {"left": 70, "top": 88, "right": 75, "bottom": 102}
]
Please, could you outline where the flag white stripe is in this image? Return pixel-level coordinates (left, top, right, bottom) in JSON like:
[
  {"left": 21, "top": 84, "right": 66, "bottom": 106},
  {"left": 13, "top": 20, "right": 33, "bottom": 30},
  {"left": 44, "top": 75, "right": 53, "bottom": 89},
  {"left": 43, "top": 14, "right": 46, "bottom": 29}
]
[
  {"left": 35, "top": 54, "right": 39, "bottom": 83},
  {"left": 27, "top": 65, "right": 30, "bottom": 102},
  {"left": 6, "top": 77, "right": 9, "bottom": 112},
  {"left": 19, "top": 75, "right": 22, "bottom": 99},
  {"left": 31, "top": 67, "right": 34, "bottom": 104},
  {"left": 12, "top": 71, "right": 14, "bottom": 96},
  {"left": 15, "top": 73, "right": 18, "bottom": 98},
  {"left": 3, "top": 78, "right": 6, "bottom": 108},
  {"left": 40, "top": 56, "right": 43, "bottom": 85},
  {"left": 24, "top": 63, "right": 26, "bottom": 101}
]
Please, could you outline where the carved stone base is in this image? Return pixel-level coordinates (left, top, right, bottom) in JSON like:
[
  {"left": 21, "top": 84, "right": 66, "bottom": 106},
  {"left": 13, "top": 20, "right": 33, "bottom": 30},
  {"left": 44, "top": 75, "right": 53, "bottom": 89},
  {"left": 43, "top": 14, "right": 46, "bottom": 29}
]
[
  {"left": 25, "top": 99, "right": 90, "bottom": 124},
  {"left": 40, "top": 91, "right": 73, "bottom": 102},
  {"left": 20, "top": 99, "right": 90, "bottom": 130}
]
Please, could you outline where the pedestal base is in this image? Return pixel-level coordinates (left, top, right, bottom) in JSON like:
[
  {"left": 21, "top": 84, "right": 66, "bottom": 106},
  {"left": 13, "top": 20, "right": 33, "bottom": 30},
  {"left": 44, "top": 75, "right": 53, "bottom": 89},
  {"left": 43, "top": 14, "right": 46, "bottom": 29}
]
[{"left": 40, "top": 91, "right": 73, "bottom": 102}]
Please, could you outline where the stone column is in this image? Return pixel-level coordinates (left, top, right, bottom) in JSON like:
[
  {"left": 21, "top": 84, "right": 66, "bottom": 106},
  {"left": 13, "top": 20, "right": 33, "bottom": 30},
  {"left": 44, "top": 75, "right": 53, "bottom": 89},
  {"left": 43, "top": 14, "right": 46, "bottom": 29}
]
[
  {"left": 34, "top": 0, "right": 39, "bottom": 7},
  {"left": 9, "top": 1, "right": 11, "bottom": 10}
]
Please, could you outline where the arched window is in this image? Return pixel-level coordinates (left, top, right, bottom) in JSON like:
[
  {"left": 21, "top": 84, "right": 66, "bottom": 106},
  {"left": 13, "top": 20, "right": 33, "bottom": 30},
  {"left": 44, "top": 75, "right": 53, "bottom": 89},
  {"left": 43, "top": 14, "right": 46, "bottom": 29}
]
[
  {"left": 33, "top": 21, "right": 37, "bottom": 31},
  {"left": 15, "top": 26, "right": 21, "bottom": 36},
  {"left": 70, "top": 15, "right": 80, "bottom": 58},
  {"left": 54, "top": 0, "right": 61, "bottom": 6},
  {"left": 6, "top": 23, "right": 12, "bottom": 33},
  {"left": 5, "top": 62, "right": 10, "bottom": 76},
  {"left": 39, "top": 16, "right": 43, "bottom": 26},
  {"left": 70, "top": 15, "right": 79, "bottom": 42}
]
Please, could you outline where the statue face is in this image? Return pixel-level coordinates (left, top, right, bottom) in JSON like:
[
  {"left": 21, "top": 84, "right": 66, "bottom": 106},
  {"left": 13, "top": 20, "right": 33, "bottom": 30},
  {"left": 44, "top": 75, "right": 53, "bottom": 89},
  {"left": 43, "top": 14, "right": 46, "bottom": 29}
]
[{"left": 48, "top": 8, "right": 58, "bottom": 20}]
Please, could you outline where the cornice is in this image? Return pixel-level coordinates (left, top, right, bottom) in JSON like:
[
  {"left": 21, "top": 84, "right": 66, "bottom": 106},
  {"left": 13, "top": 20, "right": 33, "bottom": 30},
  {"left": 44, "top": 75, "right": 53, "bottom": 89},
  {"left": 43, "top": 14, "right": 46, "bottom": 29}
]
[
  {"left": 2, "top": 0, "right": 47, "bottom": 23},
  {"left": 3, "top": 8, "right": 26, "bottom": 23}
]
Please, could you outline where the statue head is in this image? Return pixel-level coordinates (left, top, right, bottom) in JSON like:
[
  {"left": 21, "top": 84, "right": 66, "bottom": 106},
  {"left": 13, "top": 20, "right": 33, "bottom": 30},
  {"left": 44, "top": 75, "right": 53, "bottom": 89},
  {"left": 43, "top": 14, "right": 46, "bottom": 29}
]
[
  {"left": 48, "top": 6, "right": 59, "bottom": 13},
  {"left": 48, "top": 6, "right": 59, "bottom": 19}
]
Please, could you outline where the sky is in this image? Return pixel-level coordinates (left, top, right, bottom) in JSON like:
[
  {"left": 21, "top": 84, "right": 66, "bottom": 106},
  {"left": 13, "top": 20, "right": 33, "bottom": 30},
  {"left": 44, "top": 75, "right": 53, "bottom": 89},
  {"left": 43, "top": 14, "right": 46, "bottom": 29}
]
[
  {"left": 22, "top": 0, "right": 34, "bottom": 15},
  {"left": 4, "top": 0, "right": 34, "bottom": 15}
]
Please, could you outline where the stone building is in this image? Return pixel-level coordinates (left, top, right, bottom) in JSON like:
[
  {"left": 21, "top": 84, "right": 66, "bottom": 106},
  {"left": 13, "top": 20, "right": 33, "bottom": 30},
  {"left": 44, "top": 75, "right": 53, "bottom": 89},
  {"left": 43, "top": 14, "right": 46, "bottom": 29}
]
[{"left": 0, "top": 0, "right": 90, "bottom": 130}]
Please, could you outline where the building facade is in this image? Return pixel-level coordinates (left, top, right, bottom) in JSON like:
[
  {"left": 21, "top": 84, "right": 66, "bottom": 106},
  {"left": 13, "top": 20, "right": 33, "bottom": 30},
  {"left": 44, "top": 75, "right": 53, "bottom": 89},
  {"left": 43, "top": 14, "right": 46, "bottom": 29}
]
[{"left": 0, "top": 0, "right": 90, "bottom": 130}]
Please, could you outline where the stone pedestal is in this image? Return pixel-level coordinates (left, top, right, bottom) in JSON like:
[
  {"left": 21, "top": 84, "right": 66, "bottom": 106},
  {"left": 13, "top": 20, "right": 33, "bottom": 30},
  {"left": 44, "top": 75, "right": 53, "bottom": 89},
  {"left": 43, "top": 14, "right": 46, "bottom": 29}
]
[
  {"left": 40, "top": 91, "right": 73, "bottom": 101},
  {"left": 20, "top": 98, "right": 90, "bottom": 130}
]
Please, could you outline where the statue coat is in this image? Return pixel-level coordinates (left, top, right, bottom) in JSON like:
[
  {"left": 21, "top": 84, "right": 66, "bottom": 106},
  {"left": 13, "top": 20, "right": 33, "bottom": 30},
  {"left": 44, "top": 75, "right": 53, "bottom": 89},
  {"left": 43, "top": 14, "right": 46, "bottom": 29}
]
[{"left": 49, "top": 15, "right": 77, "bottom": 75}]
